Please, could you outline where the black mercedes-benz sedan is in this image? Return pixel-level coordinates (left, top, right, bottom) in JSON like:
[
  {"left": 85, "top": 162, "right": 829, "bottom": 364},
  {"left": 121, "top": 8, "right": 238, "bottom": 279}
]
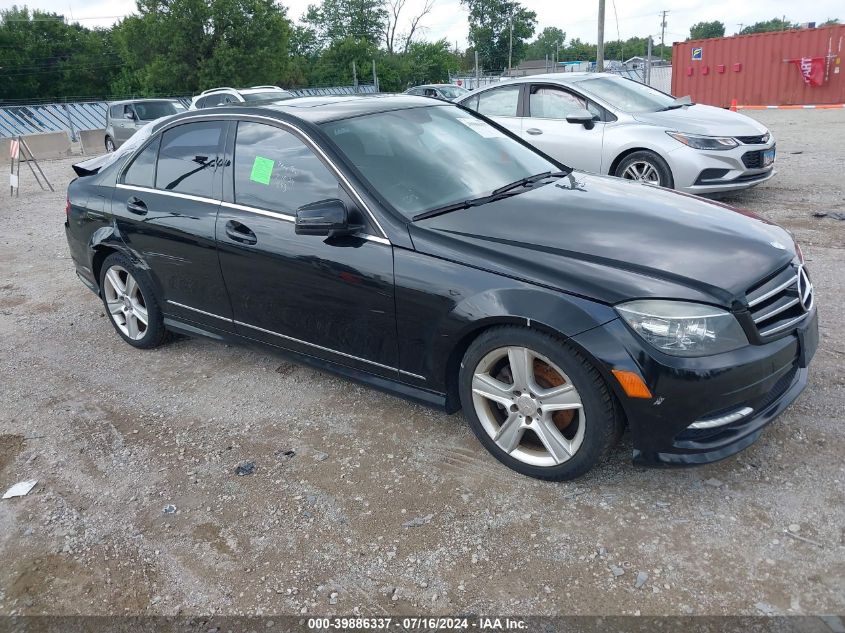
[{"left": 64, "top": 95, "right": 818, "bottom": 480}]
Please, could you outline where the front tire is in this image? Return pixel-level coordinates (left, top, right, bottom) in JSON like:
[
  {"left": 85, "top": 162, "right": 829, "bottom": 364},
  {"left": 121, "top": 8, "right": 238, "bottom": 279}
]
[
  {"left": 99, "top": 253, "right": 167, "bottom": 349},
  {"left": 459, "top": 326, "right": 622, "bottom": 481},
  {"left": 615, "top": 150, "right": 674, "bottom": 188}
]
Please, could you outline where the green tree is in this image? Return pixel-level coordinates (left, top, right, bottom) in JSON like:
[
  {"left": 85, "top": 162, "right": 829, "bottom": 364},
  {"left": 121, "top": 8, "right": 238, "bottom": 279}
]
[
  {"left": 461, "top": 0, "right": 536, "bottom": 71},
  {"left": 302, "top": 0, "right": 387, "bottom": 48},
  {"left": 689, "top": 20, "right": 725, "bottom": 40},
  {"left": 740, "top": 18, "right": 794, "bottom": 34},
  {"left": 524, "top": 26, "right": 565, "bottom": 61},
  {"left": 820, "top": 18, "right": 840, "bottom": 26}
]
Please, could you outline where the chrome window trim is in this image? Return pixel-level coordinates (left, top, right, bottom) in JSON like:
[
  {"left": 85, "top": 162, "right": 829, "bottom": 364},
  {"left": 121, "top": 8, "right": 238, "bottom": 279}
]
[
  {"left": 116, "top": 183, "right": 213, "bottom": 205},
  {"left": 148, "top": 112, "right": 389, "bottom": 240}
]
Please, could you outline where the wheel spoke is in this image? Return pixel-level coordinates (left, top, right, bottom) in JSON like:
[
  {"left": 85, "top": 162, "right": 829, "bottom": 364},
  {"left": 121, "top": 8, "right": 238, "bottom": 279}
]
[
  {"left": 124, "top": 274, "right": 138, "bottom": 298},
  {"left": 132, "top": 302, "right": 148, "bottom": 326},
  {"left": 106, "top": 299, "right": 123, "bottom": 316},
  {"left": 538, "top": 383, "right": 582, "bottom": 413},
  {"left": 105, "top": 268, "right": 125, "bottom": 294},
  {"left": 125, "top": 313, "right": 139, "bottom": 339},
  {"left": 494, "top": 413, "right": 524, "bottom": 454},
  {"left": 472, "top": 373, "right": 513, "bottom": 407},
  {"left": 507, "top": 347, "right": 534, "bottom": 391},
  {"left": 533, "top": 417, "right": 572, "bottom": 464}
]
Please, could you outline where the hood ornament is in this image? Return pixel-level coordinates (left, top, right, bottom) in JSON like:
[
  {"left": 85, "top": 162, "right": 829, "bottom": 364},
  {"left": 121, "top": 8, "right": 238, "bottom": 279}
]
[{"left": 770, "top": 241, "right": 786, "bottom": 250}]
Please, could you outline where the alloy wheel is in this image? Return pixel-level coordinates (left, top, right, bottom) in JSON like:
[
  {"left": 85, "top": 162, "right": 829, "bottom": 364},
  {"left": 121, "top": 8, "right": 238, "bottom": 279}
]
[
  {"left": 106, "top": 138, "right": 115, "bottom": 152},
  {"left": 103, "top": 265, "right": 148, "bottom": 341},
  {"left": 621, "top": 160, "right": 661, "bottom": 184},
  {"left": 470, "top": 346, "right": 585, "bottom": 467}
]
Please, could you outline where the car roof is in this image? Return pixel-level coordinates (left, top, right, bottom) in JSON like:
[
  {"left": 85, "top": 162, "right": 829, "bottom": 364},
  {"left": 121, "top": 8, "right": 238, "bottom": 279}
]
[
  {"left": 491, "top": 72, "right": 612, "bottom": 86},
  {"left": 108, "top": 98, "right": 179, "bottom": 105}
]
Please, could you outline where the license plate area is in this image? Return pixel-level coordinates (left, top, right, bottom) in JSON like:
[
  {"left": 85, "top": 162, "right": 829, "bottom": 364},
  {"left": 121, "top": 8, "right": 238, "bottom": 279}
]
[{"left": 762, "top": 146, "right": 776, "bottom": 167}]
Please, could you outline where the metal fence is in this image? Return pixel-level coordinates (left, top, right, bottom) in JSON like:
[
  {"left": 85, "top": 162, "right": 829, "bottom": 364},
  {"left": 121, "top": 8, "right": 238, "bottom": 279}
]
[
  {"left": 607, "top": 65, "right": 673, "bottom": 93},
  {"left": 0, "top": 85, "right": 376, "bottom": 139}
]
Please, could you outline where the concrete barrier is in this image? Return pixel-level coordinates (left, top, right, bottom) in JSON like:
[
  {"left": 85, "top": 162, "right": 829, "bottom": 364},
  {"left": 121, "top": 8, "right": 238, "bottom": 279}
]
[
  {"left": 0, "top": 131, "right": 72, "bottom": 165},
  {"left": 79, "top": 129, "right": 107, "bottom": 154}
]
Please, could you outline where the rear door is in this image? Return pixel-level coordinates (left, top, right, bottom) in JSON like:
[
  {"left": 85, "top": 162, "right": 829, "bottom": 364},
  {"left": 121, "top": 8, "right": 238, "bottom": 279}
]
[
  {"left": 521, "top": 83, "right": 605, "bottom": 173},
  {"left": 112, "top": 119, "right": 235, "bottom": 332},
  {"left": 216, "top": 119, "right": 398, "bottom": 377},
  {"left": 462, "top": 84, "right": 524, "bottom": 136}
]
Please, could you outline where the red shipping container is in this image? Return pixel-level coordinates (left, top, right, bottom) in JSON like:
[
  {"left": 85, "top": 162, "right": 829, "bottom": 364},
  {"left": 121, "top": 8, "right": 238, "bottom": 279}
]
[{"left": 672, "top": 25, "right": 845, "bottom": 107}]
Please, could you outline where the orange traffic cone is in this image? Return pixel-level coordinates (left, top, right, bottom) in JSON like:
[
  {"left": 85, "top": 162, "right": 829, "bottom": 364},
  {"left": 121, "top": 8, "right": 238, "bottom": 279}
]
[{"left": 730, "top": 99, "right": 738, "bottom": 112}]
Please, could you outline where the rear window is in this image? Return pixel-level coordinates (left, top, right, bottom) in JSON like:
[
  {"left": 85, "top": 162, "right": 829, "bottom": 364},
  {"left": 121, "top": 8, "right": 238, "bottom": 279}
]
[{"left": 133, "top": 101, "right": 180, "bottom": 121}]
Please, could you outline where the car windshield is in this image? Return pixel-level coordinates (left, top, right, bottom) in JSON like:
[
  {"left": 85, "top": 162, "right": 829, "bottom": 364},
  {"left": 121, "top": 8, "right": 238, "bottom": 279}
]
[
  {"left": 243, "top": 90, "right": 291, "bottom": 102},
  {"left": 577, "top": 76, "right": 676, "bottom": 113},
  {"left": 321, "top": 105, "right": 559, "bottom": 219},
  {"left": 438, "top": 86, "right": 469, "bottom": 99},
  {"left": 133, "top": 101, "right": 180, "bottom": 121}
]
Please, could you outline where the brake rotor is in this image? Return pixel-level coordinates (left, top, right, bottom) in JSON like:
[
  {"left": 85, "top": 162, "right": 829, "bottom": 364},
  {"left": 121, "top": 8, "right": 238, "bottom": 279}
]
[{"left": 533, "top": 359, "right": 575, "bottom": 431}]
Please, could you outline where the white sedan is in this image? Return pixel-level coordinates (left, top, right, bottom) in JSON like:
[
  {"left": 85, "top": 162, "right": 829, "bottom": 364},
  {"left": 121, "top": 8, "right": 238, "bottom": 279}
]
[{"left": 456, "top": 73, "right": 776, "bottom": 194}]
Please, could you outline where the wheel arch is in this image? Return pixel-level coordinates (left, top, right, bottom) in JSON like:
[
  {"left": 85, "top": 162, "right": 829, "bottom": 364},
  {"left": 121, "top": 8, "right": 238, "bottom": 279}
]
[
  {"left": 88, "top": 229, "right": 133, "bottom": 295},
  {"left": 608, "top": 146, "right": 663, "bottom": 177}
]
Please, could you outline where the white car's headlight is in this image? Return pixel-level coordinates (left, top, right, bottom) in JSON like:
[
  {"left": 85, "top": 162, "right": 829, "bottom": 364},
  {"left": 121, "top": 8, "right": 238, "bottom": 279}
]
[
  {"left": 666, "top": 131, "right": 739, "bottom": 150},
  {"left": 616, "top": 300, "right": 748, "bottom": 357}
]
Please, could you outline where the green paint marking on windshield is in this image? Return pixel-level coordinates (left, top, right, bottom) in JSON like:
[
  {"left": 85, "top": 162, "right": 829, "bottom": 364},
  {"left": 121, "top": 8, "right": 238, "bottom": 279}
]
[{"left": 250, "top": 156, "right": 275, "bottom": 184}]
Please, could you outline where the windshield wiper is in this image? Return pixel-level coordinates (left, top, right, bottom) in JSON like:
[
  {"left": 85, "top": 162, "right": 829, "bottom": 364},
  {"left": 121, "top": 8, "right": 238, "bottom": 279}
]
[
  {"left": 412, "top": 171, "right": 571, "bottom": 222},
  {"left": 658, "top": 95, "right": 694, "bottom": 111},
  {"left": 490, "top": 170, "right": 570, "bottom": 196}
]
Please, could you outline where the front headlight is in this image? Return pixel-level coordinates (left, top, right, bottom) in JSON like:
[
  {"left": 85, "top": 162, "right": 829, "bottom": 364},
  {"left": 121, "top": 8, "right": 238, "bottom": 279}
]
[
  {"left": 666, "top": 131, "right": 739, "bottom": 150},
  {"left": 616, "top": 300, "right": 748, "bottom": 357}
]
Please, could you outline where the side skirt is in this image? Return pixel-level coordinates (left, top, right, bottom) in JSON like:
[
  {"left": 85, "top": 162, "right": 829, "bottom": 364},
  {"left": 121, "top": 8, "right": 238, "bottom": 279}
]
[{"left": 163, "top": 316, "right": 450, "bottom": 412}]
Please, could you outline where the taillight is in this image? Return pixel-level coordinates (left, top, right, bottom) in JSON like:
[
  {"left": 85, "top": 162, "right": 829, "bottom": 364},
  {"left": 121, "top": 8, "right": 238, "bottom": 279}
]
[{"left": 65, "top": 197, "right": 71, "bottom": 217}]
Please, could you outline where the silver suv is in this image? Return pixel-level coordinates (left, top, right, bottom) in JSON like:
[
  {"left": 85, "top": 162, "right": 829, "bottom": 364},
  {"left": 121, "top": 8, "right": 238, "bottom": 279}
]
[
  {"left": 189, "top": 86, "right": 294, "bottom": 109},
  {"left": 104, "top": 99, "right": 185, "bottom": 151}
]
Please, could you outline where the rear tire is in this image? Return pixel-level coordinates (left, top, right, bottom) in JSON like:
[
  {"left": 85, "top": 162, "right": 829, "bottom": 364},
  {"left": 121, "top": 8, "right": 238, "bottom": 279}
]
[
  {"left": 99, "top": 253, "right": 168, "bottom": 349},
  {"left": 459, "top": 326, "right": 623, "bottom": 481},
  {"left": 105, "top": 136, "right": 116, "bottom": 152},
  {"left": 614, "top": 150, "right": 674, "bottom": 188}
]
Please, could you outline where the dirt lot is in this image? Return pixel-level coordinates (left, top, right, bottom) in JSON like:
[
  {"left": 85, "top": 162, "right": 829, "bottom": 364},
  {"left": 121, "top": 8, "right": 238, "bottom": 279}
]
[{"left": 0, "top": 109, "right": 843, "bottom": 618}]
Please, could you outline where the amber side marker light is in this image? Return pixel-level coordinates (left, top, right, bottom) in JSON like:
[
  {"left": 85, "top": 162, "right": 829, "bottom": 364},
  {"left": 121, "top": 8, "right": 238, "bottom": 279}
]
[{"left": 611, "top": 369, "right": 653, "bottom": 399}]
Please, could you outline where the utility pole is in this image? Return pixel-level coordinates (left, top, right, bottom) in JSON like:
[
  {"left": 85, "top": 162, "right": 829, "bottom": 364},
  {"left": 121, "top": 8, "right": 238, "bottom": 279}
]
[
  {"left": 475, "top": 50, "right": 479, "bottom": 88},
  {"left": 645, "top": 36, "right": 652, "bottom": 84},
  {"left": 508, "top": 14, "right": 514, "bottom": 74},
  {"left": 597, "top": 0, "right": 606, "bottom": 72},
  {"left": 555, "top": 41, "right": 560, "bottom": 72},
  {"left": 659, "top": 10, "right": 668, "bottom": 61},
  {"left": 352, "top": 60, "right": 358, "bottom": 91},
  {"left": 372, "top": 59, "right": 378, "bottom": 92}
]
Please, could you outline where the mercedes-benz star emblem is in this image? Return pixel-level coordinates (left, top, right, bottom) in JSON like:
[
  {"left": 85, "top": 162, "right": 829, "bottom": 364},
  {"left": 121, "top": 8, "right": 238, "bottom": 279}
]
[
  {"left": 770, "top": 241, "right": 786, "bottom": 250},
  {"left": 796, "top": 265, "right": 813, "bottom": 312}
]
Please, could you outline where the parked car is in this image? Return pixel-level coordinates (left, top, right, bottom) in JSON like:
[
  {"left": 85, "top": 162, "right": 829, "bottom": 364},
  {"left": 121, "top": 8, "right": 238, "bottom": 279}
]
[
  {"left": 189, "top": 86, "right": 293, "bottom": 109},
  {"left": 405, "top": 84, "right": 470, "bottom": 101},
  {"left": 456, "top": 73, "right": 776, "bottom": 194},
  {"left": 104, "top": 99, "right": 185, "bottom": 151},
  {"left": 66, "top": 95, "right": 816, "bottom": 480}
]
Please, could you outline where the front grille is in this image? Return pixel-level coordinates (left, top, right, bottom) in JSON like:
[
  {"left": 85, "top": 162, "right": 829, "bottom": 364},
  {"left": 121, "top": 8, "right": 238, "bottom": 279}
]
[
  {"left": 746, "top": 264, "right": 814, "bottom": 338},
  {"left": 736, "top": 133, "right": 769, "bottom": 145},
  {"left": 742, "top": 150, "right": 763, "bottom": 168}
]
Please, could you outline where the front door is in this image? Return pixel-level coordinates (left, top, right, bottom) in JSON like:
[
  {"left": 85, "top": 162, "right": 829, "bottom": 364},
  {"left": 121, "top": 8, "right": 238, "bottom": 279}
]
[
  {"left": 522, "top": 83, "right": 605, "bottom": 173},
  {"left": 112, "top": 119, "right": 235, "bottom": 331},
  {"left": 216, "top": 120, "right": 398, "bottom": 377}
]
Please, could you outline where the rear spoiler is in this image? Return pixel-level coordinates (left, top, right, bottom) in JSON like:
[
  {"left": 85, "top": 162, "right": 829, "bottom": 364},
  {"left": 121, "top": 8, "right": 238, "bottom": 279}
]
[{"left": 72, "top": 153, "right": 113, "bottom": 177}]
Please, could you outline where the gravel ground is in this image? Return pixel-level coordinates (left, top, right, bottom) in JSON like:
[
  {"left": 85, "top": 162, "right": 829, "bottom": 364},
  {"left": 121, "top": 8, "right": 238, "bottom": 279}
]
[{"left": 0, "top": 109, "right": 843, "bottom": 618}]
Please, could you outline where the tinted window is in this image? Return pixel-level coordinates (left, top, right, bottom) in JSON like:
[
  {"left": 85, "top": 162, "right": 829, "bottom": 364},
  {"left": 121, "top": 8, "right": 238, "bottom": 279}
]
[
  {"left": 323, "top": 106, "right": 555, "bottom": 218},
  {"left": 133, "top": 101, "right": 179, "bottom": 121},
  {"left": 123, "top": 105, "right": 135, "bottom": 118},
  {"left": 155, "top": 121, "right": 226, "bottom": 195},
  {"left": 109, "top": 105, "right": 122, "bottom": 119},
  {"left": 123, "top": 136, "right": 160, "bottom": 188},
  {"left": 234, "top": 121, "right": 340, "bottom": 214},
  {"left": 529, "top": 86, "right": 588, "bottom": 118},
  {"left": 241, "top": 91, "right": 290, "bottom": 102},
  {"left": 476, "top": 85, "right": 520, "bottom": 117}
]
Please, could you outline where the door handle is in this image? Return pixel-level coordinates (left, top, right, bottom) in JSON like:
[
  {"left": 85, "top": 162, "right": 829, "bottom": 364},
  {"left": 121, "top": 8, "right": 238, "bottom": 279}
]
[
  {"left": 126, "top": 197, "right": 147, "bottom": 215},
  {"left": 225, "top": 219, "right": 257, "bottom": 245},
  {"left": 525, "top": 128, "right": 543, "bottom": 136}
]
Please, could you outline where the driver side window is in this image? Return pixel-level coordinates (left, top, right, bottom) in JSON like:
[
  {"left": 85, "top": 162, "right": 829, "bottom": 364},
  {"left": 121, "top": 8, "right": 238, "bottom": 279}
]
[{"left": 529, "top": 85, "right": 594, "bottom": 119}]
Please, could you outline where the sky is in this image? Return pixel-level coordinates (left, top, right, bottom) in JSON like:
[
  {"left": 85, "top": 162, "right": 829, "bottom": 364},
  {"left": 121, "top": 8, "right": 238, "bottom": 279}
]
[{"left": 23, "top": 0, "right": 845, "bottom": 52}]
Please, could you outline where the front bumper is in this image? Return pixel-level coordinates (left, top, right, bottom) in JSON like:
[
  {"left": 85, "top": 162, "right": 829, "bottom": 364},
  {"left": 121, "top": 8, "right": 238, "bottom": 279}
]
[
  {"left": 669, "top": 140, "right": 776, "bottom": 194},
  {"left": 572, "top": 308, "right": 817, "bottom": 467}
]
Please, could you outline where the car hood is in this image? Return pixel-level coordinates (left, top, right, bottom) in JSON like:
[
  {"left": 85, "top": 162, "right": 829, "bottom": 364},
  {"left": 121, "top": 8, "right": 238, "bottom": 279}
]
[
  {"left": 632, "top": 104, "right": 769, "bottom": 137},
  {"left": 409, "top": 172, "right": 795, "bottom": 307}
]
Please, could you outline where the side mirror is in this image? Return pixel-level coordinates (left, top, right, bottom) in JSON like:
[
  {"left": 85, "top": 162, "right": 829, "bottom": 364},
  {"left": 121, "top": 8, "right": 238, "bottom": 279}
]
[
  {"left": 295, "top": 199, "right": 359, "bottom": 237},
  {"left": 566, "top": 108, "right": 597, "bottom": 129}
]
